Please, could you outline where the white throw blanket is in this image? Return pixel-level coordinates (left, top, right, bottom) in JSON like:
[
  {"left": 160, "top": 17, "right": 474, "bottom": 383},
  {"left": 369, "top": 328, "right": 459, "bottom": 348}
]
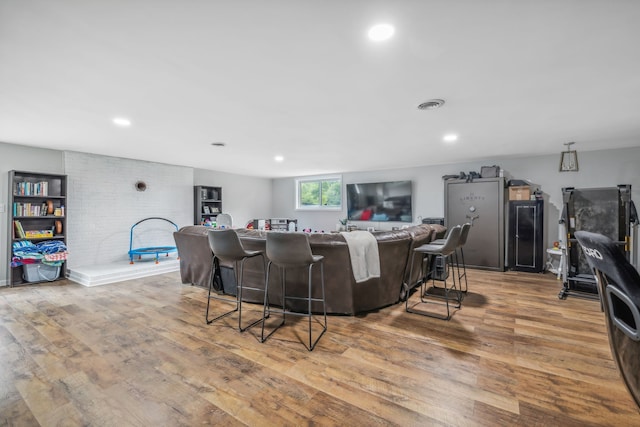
[{"left": 340, "top": 231, "right": 381, "bottom": 283}]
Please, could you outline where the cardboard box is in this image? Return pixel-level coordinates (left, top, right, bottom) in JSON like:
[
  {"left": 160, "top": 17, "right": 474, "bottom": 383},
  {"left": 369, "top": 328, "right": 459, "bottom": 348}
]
[
  {"left": 24, "top": 229, "right": 53, "bottom": 238},
  {"left": 509, "top": 186, "right": 531, "bottom": 201}
]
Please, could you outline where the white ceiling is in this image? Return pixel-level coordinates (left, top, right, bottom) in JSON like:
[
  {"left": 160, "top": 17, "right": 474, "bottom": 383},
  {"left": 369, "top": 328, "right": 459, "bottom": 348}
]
[{"left": 1, "top": 1, "right": 639, "bottom": 178}]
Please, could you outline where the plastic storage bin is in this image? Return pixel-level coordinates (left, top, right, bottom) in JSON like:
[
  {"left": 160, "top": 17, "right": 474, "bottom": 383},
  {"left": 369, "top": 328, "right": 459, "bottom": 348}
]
[{"left": 23, "top": 264, "right": 60, "bottom": 282}]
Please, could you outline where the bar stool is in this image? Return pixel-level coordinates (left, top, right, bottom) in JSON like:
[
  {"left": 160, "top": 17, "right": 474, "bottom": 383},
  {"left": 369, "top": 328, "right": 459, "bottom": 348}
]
[
  {"left": 454, "top": 223, "right": 471, "bottom": 292},
  {"left": 429, "top": 223, "right": 471, "bottom": 292},
  {"left": 406, "top": 225, "right": 462, "bottom": 320},
  {"left": 261, "top": 232, "right": 327, "bottom": 351},
  {"left": 206, "top": 228, "right": 266, "bottom": 332},
  {"left": 408, "top": 226, "right": 457, "bottom": 286}
]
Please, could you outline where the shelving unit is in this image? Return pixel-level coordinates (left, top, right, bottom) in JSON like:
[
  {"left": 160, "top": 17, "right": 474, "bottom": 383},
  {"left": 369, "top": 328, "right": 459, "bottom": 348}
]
[
  {"left": 194, "top": 185, "right": 222, "bottom": 225},
  {"left": 7, "top": 170, "right": 68, "bottom": 286}
]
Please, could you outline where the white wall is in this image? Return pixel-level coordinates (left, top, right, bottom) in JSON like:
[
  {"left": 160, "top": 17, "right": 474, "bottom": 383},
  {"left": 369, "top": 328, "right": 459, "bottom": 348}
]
[
  {"left": 273, "top": 146, "right": 640, "bottom": 262},
  {"left": 64, "top": 152, "right": 193, "bottom": 267},
  {"left": 0, "top": 142, "right": 65, "bottom": 285},
  {"left": 193, "top": 168, "right": 272, "bottom": 228}
]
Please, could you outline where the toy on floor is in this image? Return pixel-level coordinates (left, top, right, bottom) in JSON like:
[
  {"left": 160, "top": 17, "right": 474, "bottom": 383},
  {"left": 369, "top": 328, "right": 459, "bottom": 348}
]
[{"left": 128, "top": 217, "right": 179, "bottom": 264}]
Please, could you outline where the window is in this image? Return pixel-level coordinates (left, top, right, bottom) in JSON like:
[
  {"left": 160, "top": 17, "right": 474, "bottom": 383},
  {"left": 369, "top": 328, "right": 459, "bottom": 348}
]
[{"left": 296, "top": 176, "right": 342, "bottom": 210}]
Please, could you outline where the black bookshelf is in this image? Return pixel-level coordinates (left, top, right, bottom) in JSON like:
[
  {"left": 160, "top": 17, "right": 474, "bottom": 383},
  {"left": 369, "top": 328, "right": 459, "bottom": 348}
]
[
  {"left": 194, "top": 185, "right": 222, "bottom": 225},
  {"left": 7, "top": 170, "right": 68, "bottom": 286}
]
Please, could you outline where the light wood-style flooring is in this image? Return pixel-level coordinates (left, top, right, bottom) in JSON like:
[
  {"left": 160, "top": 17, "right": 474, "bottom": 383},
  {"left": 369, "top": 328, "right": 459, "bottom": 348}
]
[{"left": 1, "top": 270, "right": 639, "bottom": 426}]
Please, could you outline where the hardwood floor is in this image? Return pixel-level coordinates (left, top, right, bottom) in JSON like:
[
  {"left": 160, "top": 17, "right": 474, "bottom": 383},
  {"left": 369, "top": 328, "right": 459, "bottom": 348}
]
[{"left": 1, "top": 269, "right": 639, "bottom": 426}]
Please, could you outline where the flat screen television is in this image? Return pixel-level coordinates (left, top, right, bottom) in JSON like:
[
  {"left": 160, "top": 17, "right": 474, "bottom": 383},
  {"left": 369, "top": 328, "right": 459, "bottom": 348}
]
[{"left": 346, "top": 180, "right": 413, "bottom": 222}]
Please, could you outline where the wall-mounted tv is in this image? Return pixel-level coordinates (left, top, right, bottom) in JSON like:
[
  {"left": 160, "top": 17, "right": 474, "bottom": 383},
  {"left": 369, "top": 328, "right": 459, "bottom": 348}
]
[{"left": 346, "top": 180, "right": 413, "bottom": 222}]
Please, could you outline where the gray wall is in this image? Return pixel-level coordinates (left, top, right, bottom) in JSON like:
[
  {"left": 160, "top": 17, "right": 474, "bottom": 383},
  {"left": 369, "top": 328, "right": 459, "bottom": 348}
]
[
  {"left": 1, "top": 144, "right": 273, "bottom": 285},
  {"left": 273, "top": 146, "right": 640, "bottom": 263},
  {"left": 193, "top": 168, "right": 273, "bottom": 228},
  {"left": 2, "top": 141, "right": 639, "bottom": 284}
]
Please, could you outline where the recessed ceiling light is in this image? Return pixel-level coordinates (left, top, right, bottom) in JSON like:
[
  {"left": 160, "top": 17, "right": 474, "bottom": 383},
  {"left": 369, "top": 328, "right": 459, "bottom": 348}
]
[
  {"left": 368, "top": 24, "right": 395, "bottom": 42},
  {"left": 112, "top": 117, "right": 131, "bottom": 127},
  {"left": 211, "top": 142, "right": 226, "bottom": 147},
  {"left": 443, "top": 134, "right": 458, "bottom": 143},
  {"left": 418, "top": 99, "right": 445, "bottom": 110},
  {"left": 274, "top": 155, "right": 284, "bottom": 162}
]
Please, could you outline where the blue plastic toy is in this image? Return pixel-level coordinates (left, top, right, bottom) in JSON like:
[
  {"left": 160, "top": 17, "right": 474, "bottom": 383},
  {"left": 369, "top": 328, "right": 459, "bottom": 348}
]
[{"left": 128, "top": 217, "right": 179, "bottom": 264}]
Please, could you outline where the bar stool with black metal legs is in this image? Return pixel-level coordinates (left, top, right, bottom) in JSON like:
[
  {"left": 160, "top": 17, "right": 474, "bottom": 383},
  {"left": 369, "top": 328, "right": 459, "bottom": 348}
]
[
  {"left": 206, "top": 228, "right": 266, "bottom": 332},
  {"left": 261, "top": 232, "right": 327, "bottom": 351},
  {"left": 406, "top": 225, "right": 462, "bottom": 320},
  {"left": 427, "top": 222, "right": 471, "bottom": 293},
  {"left": 454, "top": 223, "right": 471, "bottom": 293}
]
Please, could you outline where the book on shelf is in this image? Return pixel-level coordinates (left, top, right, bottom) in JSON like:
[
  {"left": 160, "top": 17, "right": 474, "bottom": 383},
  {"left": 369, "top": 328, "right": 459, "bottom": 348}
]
[
  {"left": 15, "top": 180, "right": 49, "bottom": 196},
  {"left": 13, "top": 220, "right": 25, "bottom": 238},
  {"left": 12, "top": 202, "right": 49, "bottom": 216}
]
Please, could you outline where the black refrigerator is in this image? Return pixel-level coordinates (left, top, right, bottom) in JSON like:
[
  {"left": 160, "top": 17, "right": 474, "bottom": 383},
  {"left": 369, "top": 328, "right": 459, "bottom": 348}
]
[{"left": 508, "top": 200, "right": 544, "bottom": 273}]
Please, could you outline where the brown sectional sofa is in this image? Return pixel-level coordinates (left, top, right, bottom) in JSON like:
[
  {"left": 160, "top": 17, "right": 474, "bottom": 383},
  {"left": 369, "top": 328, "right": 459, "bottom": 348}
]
[{"left": 173, "top": 224, "right": 446, "bottom": 315}]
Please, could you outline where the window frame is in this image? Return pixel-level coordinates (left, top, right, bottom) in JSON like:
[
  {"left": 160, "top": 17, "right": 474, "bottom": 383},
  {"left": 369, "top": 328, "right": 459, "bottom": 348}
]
[{"left": 295, "top": 175, "right": 342, "bottom": 211}]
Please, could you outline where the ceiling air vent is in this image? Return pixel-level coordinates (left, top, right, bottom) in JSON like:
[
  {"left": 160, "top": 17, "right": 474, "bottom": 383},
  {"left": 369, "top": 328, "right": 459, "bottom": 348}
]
[{"left": 417, "top": 99, "right": 445, "bottom": 110}]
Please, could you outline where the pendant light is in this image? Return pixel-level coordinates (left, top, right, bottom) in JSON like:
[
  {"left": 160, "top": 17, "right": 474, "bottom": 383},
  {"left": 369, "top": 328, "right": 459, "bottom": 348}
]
[{"left": 559, "top": 142, "right": 579, "bottom": 172}]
